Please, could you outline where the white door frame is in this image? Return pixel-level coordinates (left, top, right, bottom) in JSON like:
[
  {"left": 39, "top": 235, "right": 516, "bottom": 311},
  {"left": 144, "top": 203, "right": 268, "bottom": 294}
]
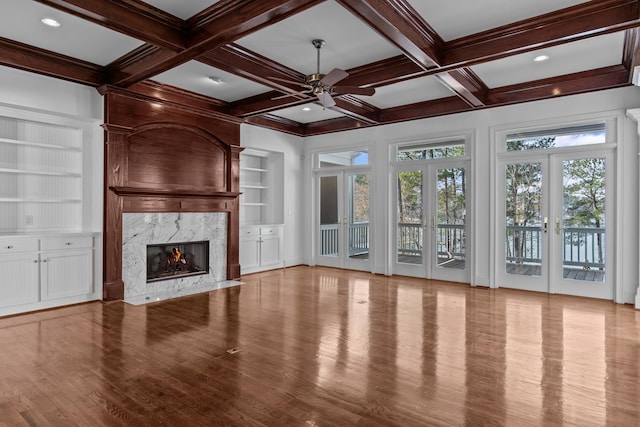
[
  {"left": 496, "top": 147, "right": 615, "bottom": 299},
  {"left": 393, "top": 158, "right": 471, "bottom": 283}
]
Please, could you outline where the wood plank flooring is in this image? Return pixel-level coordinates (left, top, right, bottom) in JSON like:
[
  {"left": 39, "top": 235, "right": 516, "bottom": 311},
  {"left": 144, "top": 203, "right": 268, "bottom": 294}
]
[{"left": 0, "top": 265, "right": 639, "bottom": 426}]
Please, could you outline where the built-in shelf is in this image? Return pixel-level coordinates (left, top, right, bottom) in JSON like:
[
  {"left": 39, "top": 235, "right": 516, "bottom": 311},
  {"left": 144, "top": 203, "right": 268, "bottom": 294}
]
[
  {"left": 0, "top": 168, "right": 81, "bottom": 177},
  {"left": 0, "top": 107, "right": 90, "bottom": 233},
  {"left": 0, "top": 198, "right": 82, "bottom": 203},
  {"left": 240, "top": 166, "right": 267, "bottom": 173},
  {"left": 0, "top": 137, "right": 81, "bottom": 152},
  {"left": 239, "top": 148, "right": 284, "bottom": 226}
]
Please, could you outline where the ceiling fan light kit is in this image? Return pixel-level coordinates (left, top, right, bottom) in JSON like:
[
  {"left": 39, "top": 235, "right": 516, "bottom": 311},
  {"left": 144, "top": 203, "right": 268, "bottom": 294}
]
[{"left": 271, "top": 39, "right": 376, "bottom": 108}]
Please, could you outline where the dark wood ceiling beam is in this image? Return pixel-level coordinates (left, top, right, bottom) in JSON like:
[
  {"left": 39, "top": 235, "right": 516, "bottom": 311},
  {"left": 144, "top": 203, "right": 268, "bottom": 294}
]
[
  {"left": 340, "top": 55, "right": 424, "bottom": 88},
  {"left": 199, "top": 44, "right": 306, "bottom": 94},
  {"left": 487, "top": 65, "right": 630, "bottom": 105},
  {"left": 0, "top": 37, "right": 104, "bottom": 86},
  {"left": 34, "top": 0, "right": 185, "bottom": 50},
  {"left": 109, "top": 0, "right": 325, "bottom": 87},
  {"left": 623, "top": 28, "right": 640, "bottom": 83},
  {"left": 229, "top": 91, "right": 311, "bottom": 116},
  {"left": 445, "top": 0, "right": 640, "bottom": 67},
  {"left": 304, "top": 117, "right": 373, "bottom": 135},
  {"left": 303, "top": 66, "right": 630, "bottom": 135},
  {"left": 331, "top": 96, "right": 380, "bottom": 124},
  {"left": 435, "top": 68, "right": 488, "bottom": 107},
  {"left": 244, "top": 114, "right": 305, "bottom": 136},
  {"left": 335, "top": 0, "right": 443, "bottom": 70}
]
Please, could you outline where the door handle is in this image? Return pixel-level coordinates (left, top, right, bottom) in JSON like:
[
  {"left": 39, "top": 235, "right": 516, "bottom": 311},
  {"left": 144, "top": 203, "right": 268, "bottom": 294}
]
[
  {"left": 543, "top": 217, "right": 548, "bottom": 233},
  {"left": 431, "top": 216, "right": 436, "bottom": 231},
  {"left": 555, "top": 217, "right": 561, "bottom": 235}
]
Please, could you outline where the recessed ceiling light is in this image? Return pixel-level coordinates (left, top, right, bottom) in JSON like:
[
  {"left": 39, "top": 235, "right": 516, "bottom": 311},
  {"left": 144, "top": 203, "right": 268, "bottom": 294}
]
[
  {"left": 302, "top": 107, "right": 311, "bottom": 112},
  {"left": 41, "top": 18, "right": 61, "bottom": 28},
  {"left": 208, "top": 76, "right": 223, "bottom": 85},
  {"left": 534, "top": 55, "right": 549, "bottom": 62}
]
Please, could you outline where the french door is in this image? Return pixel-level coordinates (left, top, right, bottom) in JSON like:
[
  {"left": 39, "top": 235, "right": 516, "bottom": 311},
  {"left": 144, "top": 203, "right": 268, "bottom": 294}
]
[
  {"left": 394, "top": 160, "right": 469, "bottom": 282},
  {"left": 316, "top": 171, "right": 371, "bottom": 271},
  {"left": 497, "top": 150, "right": 614, "bottom": 299}
]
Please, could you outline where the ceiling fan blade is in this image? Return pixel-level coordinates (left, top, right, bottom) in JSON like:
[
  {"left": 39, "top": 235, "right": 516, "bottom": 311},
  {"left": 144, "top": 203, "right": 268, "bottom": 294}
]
[
  {"left": 332, "top": 86, "right": 375, "bottom": 96},
  {"left": 317, "top": 92, "right": 336, "bottom": 108},
  {"left": 320, "top": 68, "right": 349, "bottom": 86},
  {"left": 271, "top": 90, "right": 311, "bottom": 101}
]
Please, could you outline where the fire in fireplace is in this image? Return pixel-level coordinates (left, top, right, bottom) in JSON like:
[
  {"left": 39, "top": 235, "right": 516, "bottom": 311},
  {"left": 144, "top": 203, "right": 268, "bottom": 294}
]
[{"left": 146, "top": 240, "right": 209, "bottom": 283}]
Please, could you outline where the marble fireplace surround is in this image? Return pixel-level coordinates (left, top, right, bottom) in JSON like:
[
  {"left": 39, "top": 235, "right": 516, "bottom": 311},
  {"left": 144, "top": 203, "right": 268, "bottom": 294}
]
[{"left": 122, "top": 212, "right": 229, "bottom": 300}]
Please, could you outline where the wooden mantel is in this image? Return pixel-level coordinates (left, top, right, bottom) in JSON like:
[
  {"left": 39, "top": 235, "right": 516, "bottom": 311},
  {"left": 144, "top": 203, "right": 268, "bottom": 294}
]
[{"left": 101, "top": 86, "right": 242, "bottom": 301}]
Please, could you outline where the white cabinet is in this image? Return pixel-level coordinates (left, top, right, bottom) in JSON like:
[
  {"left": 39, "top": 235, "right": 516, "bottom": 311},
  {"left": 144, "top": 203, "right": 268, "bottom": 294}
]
[
  {"left": 0, "top": 234, "right": 98, "bottom": 316},
  {"left": 239, "top": 225, "right": 284, "bottom": 274},
  {"left": 0, "top": 252, "right": 39, "bottom": 308}
]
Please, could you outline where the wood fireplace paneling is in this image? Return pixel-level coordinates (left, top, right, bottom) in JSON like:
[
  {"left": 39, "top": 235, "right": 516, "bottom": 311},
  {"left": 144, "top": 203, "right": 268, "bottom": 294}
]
[{"left": 100, "top": 86, "right": 243, "bottom": 301}]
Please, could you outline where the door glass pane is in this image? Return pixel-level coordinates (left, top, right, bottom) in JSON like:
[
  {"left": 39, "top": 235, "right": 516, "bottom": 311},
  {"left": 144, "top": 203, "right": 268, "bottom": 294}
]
[
  {"left": 348, "top": 174, "right": 369, "bottom": 261},
  {"left": 505, "top": 162, "right": 543, "bottom": 276},
  {"left": 436, "top": 167, "right": 466, "bottom": 269},
  {"left": 320, "top": 176, "right": 339, "bottom": 257},
  {"left": 397, "top": 170, "right": 423, "bottom": 264},
  {"left": 562, "top": 158, "right": 606, "bottom": 282}
]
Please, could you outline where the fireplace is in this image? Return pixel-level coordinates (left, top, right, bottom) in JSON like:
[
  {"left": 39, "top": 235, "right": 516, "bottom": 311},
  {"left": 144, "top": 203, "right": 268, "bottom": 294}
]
[{"left": 147, "top": 240, "right": 210, "bottom": 283}]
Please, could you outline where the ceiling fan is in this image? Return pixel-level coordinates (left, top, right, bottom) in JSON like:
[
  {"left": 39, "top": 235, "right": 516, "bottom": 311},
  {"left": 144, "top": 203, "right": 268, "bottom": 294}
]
[{"left": 271, "top": 39, "right": 375, "bottom": 108}]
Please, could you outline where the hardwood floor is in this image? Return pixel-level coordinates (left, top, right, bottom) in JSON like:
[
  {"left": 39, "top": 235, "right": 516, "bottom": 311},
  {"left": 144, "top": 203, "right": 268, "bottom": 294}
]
[{"left": 1, "top": 266, "right": 639, "bottom": 426}]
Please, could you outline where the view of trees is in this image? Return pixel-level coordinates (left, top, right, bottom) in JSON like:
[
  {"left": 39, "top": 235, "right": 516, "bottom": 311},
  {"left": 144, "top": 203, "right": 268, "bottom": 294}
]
[
  {"left": 396, "top": 146, "right": 466, "bottom": 261},
  {"left": 505, "top": 136, "right": 606, "bottom": 269}
]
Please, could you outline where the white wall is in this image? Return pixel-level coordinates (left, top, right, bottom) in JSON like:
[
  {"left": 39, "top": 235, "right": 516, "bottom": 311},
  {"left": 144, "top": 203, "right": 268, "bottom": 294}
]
[
  {"left": 0, "top": 66, "right": 102, "bottom": 119},
  {"left": 303, "top": 86, "right": 640, "bottom": 304},
  {"left": 240, "top": 124, "right": 305, "bottom": 267}
]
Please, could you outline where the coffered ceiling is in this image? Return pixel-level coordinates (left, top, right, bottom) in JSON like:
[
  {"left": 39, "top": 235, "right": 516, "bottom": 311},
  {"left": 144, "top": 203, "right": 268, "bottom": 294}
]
[{"left": 0, "top": 0, "right": 638, "bottom": 136}]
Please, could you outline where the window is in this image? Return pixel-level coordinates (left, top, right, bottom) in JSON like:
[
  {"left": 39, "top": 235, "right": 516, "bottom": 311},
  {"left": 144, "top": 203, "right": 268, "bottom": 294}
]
[
  {"left": 397, "top": 140, "right": 465, "bottom": 161},
  {"left": 318, "top": 150, "right": 369, "bottom": 167},
  {"left": 506, "top": 123, "right": 606, "bottom": 151}
]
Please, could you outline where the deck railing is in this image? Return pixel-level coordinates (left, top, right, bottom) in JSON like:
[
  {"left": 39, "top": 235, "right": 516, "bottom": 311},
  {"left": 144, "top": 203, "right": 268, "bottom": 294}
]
[
  {"left": 396, "top": 223, "right": 605, "bottom": 269},
  {"left": 505, "top": 225, "right": 605, "bottom": 268},
  {"left": 320, "top": 222, "right": 370, "bottom": 256}
]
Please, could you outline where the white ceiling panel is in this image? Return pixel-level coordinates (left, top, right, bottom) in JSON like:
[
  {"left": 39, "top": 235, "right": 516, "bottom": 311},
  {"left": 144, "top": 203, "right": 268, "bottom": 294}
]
[
  {"left": 471, "top": 32, "right": 625, "bottom": 89},
  {"left": 361, "top": 76, "right": 454, "bottom": 109},
  {"left": 152, "top": 61, "right": 272, "bottom": 102},
  {"left": 142, "top": 0, "right": 221, "bottom": 20},
  {"left": 0, "top": 0, "right": 144, "bottom": 66},
  {"left": 236, "top": 0, "right": 402, "bottom": 76},
  {"left": 271, "top": 102, "right": 345, "bottom": 124},
  {"left": 407, "top": 0, "right": 589, "bottom": 41}
]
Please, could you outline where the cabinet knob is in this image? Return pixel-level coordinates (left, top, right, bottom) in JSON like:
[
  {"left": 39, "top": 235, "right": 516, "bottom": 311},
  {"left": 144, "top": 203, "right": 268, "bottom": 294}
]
[
  {"left": 33, "top": 260, "right": 38, "bottom": 263},
  {"left": 7, "top": 245, "right": 13, "bottom": 249},
  {"left": 42, "top": 259, "right": 48, "bottom": 263},
  {"left": 65, "top": 242, "right": 72, "bottom": 245}
]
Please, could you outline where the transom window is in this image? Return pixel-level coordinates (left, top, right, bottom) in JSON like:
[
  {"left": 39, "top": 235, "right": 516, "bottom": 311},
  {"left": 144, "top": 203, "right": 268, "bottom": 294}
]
[
  {"left": 506, "top": 123, "right": 606, "bottom": 151},
  {"left": 318, "top": 150, "right": 369, "bottom": 167},
  {"left": 397, "top": 140, "right": 465, "bottom": 161}
]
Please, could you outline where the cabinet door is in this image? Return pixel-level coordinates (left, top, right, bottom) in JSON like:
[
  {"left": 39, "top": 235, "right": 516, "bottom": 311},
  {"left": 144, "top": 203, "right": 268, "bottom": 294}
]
[
  {"left": 260, "top": 234, "right": 282, "bottom": 267},
  {"left": 0, "top": 253, "right": 39, "bottom": 308},
  {"left": 41, "top": 249, "right": 93, "bottom": 301},
  {"left": 240, "top": 237, "right": 261, "bottom": 272}
]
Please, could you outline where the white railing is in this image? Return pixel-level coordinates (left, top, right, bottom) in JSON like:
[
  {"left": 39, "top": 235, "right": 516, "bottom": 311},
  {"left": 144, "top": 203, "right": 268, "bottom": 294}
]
[
  {"left": 320, "top": 222, "right": 370, "bottom": 257},
  {"left": 505, "top": 225, "right": 605, "bottom": 268},
  {"left": 397, "top": 223, "right": 466, "bottom": 259}
]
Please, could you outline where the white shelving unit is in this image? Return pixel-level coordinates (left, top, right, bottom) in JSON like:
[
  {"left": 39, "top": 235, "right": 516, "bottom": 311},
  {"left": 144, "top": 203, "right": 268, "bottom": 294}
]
[
  {"left": 0, "top": 113, "right": 84, "bottom": 232},
  {"left": 0, "top": 104, "right": 101, "bottom": 316},
  {"left": 239, "top": 148, "right": 285, "bottom": 274}
]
